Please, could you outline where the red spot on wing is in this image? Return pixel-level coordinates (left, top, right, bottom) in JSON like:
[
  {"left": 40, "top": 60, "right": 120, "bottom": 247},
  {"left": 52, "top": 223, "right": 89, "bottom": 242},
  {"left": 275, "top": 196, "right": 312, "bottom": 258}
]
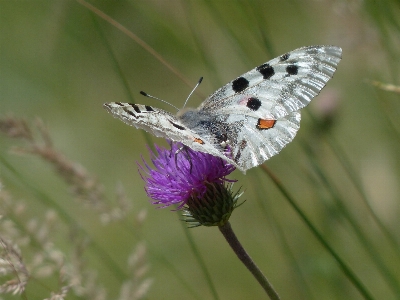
[
  {"left": 194, "top": 138, "right": 204, "bottom": 144},
  {"left": 257, "top": 119, "right": 276, "bottom": 130},
  {"left": 238, "top": 96, "right": 250, "bottom": 106}
]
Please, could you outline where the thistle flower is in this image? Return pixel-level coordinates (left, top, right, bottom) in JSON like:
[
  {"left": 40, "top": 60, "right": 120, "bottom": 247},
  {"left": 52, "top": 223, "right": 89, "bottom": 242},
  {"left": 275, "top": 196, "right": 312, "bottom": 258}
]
[
  {"left": 140, "top": 142, "right": 242, "bottom": 226},
  {"left": 139, "top": 143, "right": 279, "bottom": 298}
]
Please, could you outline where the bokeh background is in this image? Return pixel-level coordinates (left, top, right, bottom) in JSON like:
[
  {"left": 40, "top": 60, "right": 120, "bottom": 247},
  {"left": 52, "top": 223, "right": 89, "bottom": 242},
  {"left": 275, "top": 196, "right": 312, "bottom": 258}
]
[{"left": 1, "top": 0, "right": 400, "bottom": 299}]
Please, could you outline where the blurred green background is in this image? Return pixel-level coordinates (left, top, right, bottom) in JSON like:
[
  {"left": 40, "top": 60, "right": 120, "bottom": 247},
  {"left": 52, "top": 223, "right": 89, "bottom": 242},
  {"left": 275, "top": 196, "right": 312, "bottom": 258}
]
[{"left": 1, "top": 0, "right": 400, "bottom": 299}]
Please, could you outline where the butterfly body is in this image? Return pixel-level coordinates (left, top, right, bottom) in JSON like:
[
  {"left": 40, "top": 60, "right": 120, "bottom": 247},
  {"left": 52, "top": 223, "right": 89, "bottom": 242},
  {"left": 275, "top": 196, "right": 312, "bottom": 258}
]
[{"left": 104, "top": 45, "right": 342, "bottom": 172}]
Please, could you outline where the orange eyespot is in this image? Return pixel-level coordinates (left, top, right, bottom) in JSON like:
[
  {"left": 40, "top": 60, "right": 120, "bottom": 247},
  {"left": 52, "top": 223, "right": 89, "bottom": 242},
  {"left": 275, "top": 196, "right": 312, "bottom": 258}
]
[
  {"left": 194, "top": 138, "right": 204, "bottom": 144},
  {"left": 257, "top": 119, "right": 276, "bottom": 130}
]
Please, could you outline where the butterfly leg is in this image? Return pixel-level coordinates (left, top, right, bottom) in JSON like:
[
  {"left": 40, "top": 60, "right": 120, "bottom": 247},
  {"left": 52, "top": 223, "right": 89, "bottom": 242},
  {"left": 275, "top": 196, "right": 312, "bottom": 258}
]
[{"left": 174, "top": 145, "right": 193, "bottom": 173}]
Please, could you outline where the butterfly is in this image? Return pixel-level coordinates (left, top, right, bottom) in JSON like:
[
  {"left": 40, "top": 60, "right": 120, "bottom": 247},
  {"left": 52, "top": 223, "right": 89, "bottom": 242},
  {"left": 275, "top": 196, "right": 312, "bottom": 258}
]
[{"left": 104, "top": 45, "right": 342, "bottom": 173}]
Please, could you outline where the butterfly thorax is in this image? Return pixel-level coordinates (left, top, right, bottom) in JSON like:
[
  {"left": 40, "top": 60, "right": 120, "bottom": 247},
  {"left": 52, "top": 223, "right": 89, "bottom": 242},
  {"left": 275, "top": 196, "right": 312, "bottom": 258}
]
[
  {"left": 178, "top": 109, "right": 214, "bottom": 133},
  {"left": 179, "top": 109, "right": 239, "bottom": 148}
]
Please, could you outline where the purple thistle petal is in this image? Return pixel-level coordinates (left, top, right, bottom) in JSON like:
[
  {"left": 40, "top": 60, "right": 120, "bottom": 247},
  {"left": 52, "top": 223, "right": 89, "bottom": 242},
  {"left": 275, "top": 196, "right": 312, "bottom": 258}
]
[{"left": 138, "top": 142, "right": 236, "bottom": 208}]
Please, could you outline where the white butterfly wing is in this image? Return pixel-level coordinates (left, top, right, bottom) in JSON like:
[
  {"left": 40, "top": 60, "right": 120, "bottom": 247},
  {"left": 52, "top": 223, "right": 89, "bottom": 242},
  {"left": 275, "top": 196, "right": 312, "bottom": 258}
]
[
  {"left": 191, "top": 45, "right": 341, "bottom": 171},
  {"left": 226, "top": 112, "right": 301, "bottom": 171},
  {"left": 200, "top": 45, "right": 342, "bottom": 119},
  {"left": 103, "top": 102, "right": 238, "bottom": 167},
  {"left": 104, "top": 45, "right": 342, "bottom": 173},
  {"left": 178, "top": 109, "right": 301, "bottom": 172}
]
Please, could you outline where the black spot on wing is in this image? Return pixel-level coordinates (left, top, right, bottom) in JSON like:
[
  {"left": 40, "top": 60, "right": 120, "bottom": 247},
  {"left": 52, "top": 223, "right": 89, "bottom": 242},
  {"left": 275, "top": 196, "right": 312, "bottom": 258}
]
[
  {"left": 232, "top": 77, "right": 249, "bottom": 93},
  {"left": 286, "top": 65, "right": 298, "bottom": 75},
  {"left": 280, "top": 53, "right": 289, "bottom": 61},
  {"left": 170, "top": 121, "right": 185, "bottom": 130},
  {"left": 247, "top": 97, "right": 261, "bottom": 111},
  {"left": 145, "top": 105, "right": 154, "bottom": 112},
  {"left": 123, "top": 107, "right": 138, "bottom": 118},
  {"left": 130, "top": 104, "right": 141, "bottom": 113},
  {"left": 115, "top": 102, "right": 124, "bottom": 106},
  {"left": 234, "top": 140, "right": 247, "bottom": 162},
  {"left": 256, "top": 63, "right": 275, "bottom": 79}
]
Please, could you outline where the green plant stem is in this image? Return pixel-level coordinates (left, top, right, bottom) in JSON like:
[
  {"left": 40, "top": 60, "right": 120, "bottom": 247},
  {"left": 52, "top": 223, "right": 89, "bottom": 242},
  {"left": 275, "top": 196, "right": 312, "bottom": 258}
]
[
  {"left": 261, "top": 165, "right": 374, "bottom": 300},
  {"left": 181, "top": 219, "right": 220, "bottom": 300},
  {"left": 218, "top": 221, "right": 280, "bottom": 300}
]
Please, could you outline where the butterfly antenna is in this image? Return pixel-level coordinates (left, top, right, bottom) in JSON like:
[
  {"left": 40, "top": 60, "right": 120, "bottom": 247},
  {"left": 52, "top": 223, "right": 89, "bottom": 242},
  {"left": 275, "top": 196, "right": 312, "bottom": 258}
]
[
  {"left": 139, "top": 91, "right": 179, "bottom": 111},
  {"left": 182, "top": 77, "right": 203, "bottom": 109}
]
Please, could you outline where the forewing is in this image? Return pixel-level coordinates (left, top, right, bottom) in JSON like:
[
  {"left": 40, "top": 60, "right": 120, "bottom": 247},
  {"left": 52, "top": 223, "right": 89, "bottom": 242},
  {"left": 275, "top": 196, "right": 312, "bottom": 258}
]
[
  {"left": 103, "top": 102, "right": 238, "bottom": 167},
  {"left": 200, "top": 45, "right": 342, "bottom": 119}
]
